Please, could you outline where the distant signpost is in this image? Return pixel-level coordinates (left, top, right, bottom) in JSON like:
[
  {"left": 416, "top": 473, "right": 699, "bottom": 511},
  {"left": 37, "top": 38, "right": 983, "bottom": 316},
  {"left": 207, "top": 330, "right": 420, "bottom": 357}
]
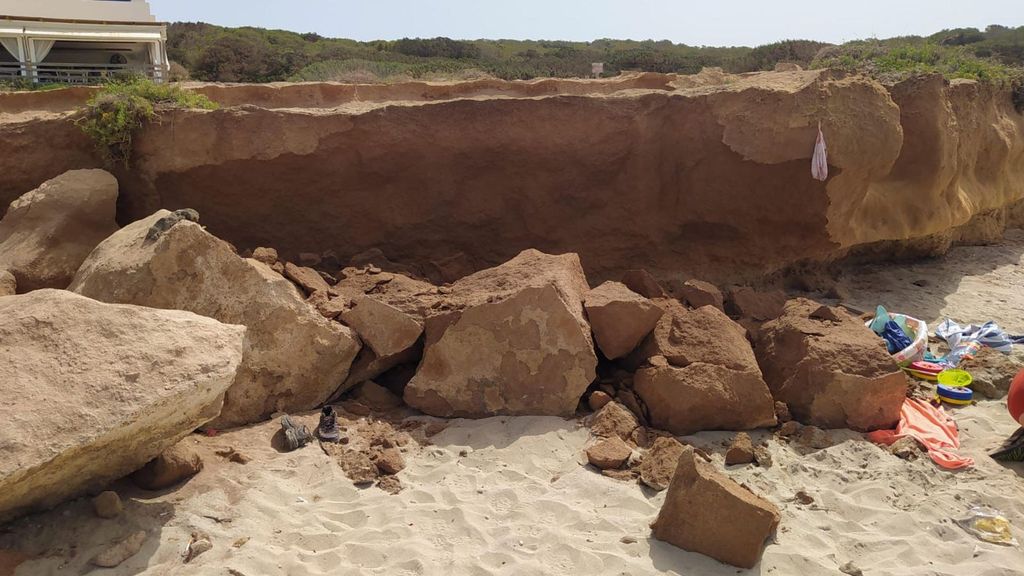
[{"left": 592, "top": 62, "right": 604, "bottom": 78}]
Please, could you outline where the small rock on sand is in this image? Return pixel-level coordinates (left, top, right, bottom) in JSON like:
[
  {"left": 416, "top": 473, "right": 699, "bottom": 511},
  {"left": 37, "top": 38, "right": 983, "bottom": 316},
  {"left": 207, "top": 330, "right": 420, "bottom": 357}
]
[
  {"left": 92, "top": 491, "right": 122, "bottom": 519},
  {"left": 184, "top": 532, "right": 212, "bottom": 563},
  {"left": 797, "top": 426, "right": 832, "bottom": 450},
  {"left": 91, "top": 531, "right": 146, "bottom": 568},
  {"left": 725, "top": 432, "right": 755, "bottom": 465},
  {"left": 753, "top": 444, "right": 773, "bottom": 468},
  {"left": 373, "top": 448, "right": 406, "bottom": 475},
  {"left": 337, "top": 449, "right": 379, "bottom": 485},
  {"left": 778, "top": 420, "right": 801, "bottom": 437},
  {"left": 586, "top": 437, "right": 632, "bottom": 470},
  {"left": 131, "top": 442, "right": 204, "bottom": 490},
  {"left": 889, "top": 436, "right": 922, "bottom": 460},
  {"left": 377, "top": 475, "right": 404, "bottom": 494}
]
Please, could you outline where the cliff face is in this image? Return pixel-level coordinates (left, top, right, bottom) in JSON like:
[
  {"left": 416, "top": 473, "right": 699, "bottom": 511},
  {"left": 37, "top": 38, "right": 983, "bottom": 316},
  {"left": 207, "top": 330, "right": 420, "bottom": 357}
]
[{"left": 1, "top": 70, "right": 1022, "bottom": 283}]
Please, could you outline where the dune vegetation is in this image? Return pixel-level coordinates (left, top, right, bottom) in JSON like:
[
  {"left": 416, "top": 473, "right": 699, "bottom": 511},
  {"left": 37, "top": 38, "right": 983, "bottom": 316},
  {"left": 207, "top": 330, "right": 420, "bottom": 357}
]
[{"left": 165, "top": 22, "right": 1024, "bottom": 85}]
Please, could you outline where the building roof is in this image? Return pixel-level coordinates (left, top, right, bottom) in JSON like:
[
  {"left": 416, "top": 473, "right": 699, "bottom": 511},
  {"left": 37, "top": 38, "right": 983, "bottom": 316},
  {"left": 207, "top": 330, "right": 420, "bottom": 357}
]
[{"left": 0, "top": 0, "right": 159, "bottom": 25}]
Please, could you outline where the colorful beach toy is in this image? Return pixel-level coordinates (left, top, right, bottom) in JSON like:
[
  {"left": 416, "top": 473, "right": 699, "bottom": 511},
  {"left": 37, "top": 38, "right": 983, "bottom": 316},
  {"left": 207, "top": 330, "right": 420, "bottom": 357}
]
[
  {"left": 905, "top": 361, "right": 945, "bottom": 381},
  {"left": 937, "top": 384, "right": 973, "bottom": 406},
  {"left": 937, "top": 369, "right": 973, "bottom": 388}
]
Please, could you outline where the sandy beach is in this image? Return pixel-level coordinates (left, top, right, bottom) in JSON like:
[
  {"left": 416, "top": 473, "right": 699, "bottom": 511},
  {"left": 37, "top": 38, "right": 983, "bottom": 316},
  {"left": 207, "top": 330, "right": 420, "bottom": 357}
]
[{"left": 2, "top": 232, "right": 1023, "bottom": 576}]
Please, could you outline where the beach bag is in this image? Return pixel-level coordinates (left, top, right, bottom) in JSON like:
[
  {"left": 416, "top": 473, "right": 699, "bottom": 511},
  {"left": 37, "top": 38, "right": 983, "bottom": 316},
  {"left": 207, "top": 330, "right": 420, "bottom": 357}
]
[{"left": 811, "top": 123, "right": 828, "bottom": 181}]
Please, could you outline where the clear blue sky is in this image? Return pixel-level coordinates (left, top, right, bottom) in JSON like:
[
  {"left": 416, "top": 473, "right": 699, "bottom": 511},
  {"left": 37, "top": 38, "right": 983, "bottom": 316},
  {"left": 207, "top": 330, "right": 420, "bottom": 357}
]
[{"left": 149, "top": 0, "right": 1023, "bottom": 46}]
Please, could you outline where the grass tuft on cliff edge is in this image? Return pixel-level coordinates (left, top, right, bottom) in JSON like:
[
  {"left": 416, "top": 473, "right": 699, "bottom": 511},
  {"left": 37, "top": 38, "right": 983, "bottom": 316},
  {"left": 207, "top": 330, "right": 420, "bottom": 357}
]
[{"left": 76, "top": 77, "right": 218, "bottom": 168}]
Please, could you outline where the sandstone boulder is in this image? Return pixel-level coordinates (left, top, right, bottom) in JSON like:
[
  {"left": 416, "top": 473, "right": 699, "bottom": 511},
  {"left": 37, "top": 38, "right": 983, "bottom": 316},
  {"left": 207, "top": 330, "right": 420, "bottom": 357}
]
[
  {"left": 652, "top": 447, "right": 780, "bottom": 569},
  {"left": 69, "top": 210, "right": 361, "bottom": 427},
  {"left": 584, "top": 281, "right": 663, "bottom": 359},
  {"left": 0, "top": 290, "right": 244, "bottom": 523},
  {"left": 628, "top": 301, "right": 776, "bottom": 434},
  {"left": 679, "top": 279, "right": 724, "bottom": 311},
  {"left": 634, "top": 360, "right": 777, "bottom": 435},
  {"left": 755, "top": 298, "right": 906, "bottom": 431},
  {"left": 339, "top": 295, "right": 424, "bottom": 389},
  {"left": 130, "top": 441, "right": 204, "bottom": 491},
  {"left": 0, "top": 169, "right": 118, "bottom": 292},
  {"left": 404, "top": 249, "right": 597, "bottom": 417},
  {"left": 631, "top": 301, "right": 761, "bottom": 372},
  {"left": 344, "top": 293, "right": 423, "bottom": 356}
]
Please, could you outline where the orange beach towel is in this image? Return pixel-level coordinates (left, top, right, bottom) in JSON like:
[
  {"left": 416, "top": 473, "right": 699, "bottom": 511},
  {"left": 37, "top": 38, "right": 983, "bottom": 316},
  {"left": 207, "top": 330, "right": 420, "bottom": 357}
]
[{"left": 867, "top": 398, "right": 974, "bottom": 470}]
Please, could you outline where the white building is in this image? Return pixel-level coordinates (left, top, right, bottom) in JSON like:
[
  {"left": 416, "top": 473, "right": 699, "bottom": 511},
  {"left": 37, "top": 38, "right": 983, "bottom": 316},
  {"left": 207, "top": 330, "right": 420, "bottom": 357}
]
[{"left": 0, "top": 0, "right": 168, "bottom": 83}]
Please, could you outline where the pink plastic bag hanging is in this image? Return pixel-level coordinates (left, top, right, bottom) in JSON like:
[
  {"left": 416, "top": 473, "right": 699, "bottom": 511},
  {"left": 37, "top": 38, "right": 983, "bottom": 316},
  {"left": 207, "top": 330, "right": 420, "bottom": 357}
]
[{"left": 811, "top": 122, "right": 828, "bottom": 181}]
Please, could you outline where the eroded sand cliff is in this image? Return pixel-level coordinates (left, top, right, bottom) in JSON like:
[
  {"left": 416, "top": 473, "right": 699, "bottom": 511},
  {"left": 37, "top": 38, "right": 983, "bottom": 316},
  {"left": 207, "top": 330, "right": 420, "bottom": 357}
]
[{"left": 1, "top": 69, "right": 1022, "bottom": 283}]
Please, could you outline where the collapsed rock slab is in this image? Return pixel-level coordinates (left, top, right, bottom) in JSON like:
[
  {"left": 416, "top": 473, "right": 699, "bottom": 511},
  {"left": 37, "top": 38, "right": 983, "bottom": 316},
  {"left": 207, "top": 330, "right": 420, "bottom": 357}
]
[
  {"left": 628, "top": 301, "right": 776, "bottom": 435},
  {"left": 0, "top": 290, "right": 244, "bottom": 523},
  {"left": 404, "top": 249, "right": 597, "bottom": 417},
  {"left": 584, "top": 281, "right": 663, "bottom": 359},
  {"left": 342, "top": 296, "right": 424, "bottom": 358},
  {"left": 652, "top": 447, "right": 780, "bottom": 568},
  {"left": 69, "top": 210, "right": 361, "bottom": 427},
  {"left": 634, "top": 361, "right": 777, "bottom": 435},
  {"left": 631, "top": 301, "right": 761, "bottom": 372},
  {"left": 755, "top": 298, "right": 906, "bottom": 431},
  {"left": 0, "top": 169, "right": 118, "bottom": 292}
]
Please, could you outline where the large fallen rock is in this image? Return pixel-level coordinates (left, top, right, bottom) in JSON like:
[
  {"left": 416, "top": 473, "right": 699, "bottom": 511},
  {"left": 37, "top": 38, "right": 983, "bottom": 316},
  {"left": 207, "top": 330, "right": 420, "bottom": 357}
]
[
  {"left": 631, "top": 301, "right": 761, "bottom": 371},
  {"left": 339, "top": 295, "right": 424, "bottom": 389},
  {"left": 584, "top": 281, "right": 663, "bottom": 359},
  {"left": 755, "top": 298, "right": 906, "bottom": 431},
  {"left": 404, "top": 249, "right": 598, "bottom": 417},
  {"left": 0, "top": 290, "right": 244, "bottom": 523},
  {"left": 0, "top": 169, "right": 118, "bottom": 292},
  {"left": 652, "top": 447, "right": 780, "bottom": 568},
  {"left": 629, "top": 301, "right": 776, "bottom": 434},
  {"left": 69, "top": 210, "right": 361, "bottom": 427},
  {"left": 634, "top": 359, "right": 777, "bottom": 435}
]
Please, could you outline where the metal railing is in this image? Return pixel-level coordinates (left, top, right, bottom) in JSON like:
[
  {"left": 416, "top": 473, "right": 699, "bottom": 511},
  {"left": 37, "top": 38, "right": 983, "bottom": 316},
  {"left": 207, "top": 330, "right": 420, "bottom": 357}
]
[{"left": 0, "top": 62, "right": 166, "bottom": 84}]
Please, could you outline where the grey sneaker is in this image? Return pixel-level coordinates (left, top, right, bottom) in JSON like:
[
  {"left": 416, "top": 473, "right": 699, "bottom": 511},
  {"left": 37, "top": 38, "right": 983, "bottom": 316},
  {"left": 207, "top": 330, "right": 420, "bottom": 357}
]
[{"left": 281, "top": 415, "right": 312, "bottom": 451}]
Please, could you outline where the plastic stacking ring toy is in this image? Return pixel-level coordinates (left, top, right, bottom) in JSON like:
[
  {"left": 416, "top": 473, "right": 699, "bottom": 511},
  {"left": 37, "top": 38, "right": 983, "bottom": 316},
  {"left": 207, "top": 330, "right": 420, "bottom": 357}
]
[
  {"left": 937, "top": 384, "right": 973, "bottom": 405},
  {"left": 937, "top": 369, "right": 972, "bottom": 388},
  {"left": 905, "top": 361, "right": 945, "bottom": 381}
]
